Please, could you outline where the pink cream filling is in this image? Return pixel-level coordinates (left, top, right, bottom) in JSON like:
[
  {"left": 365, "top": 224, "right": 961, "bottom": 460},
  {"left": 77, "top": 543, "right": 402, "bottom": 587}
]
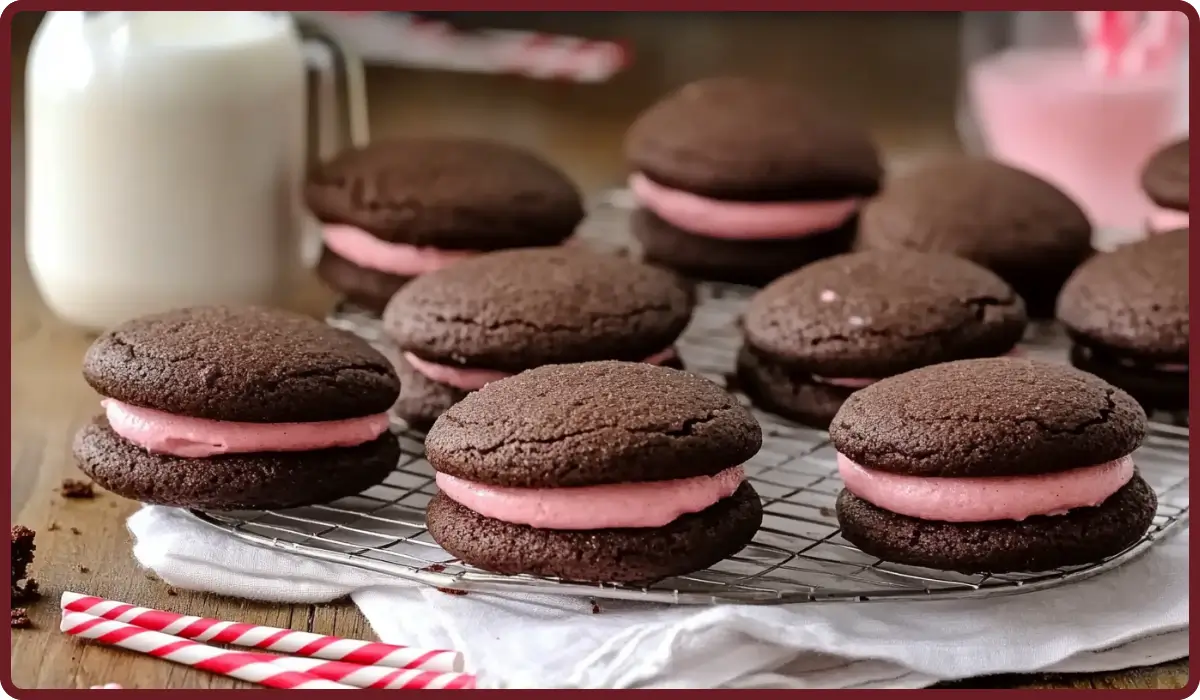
[
  {"left": 323, "top": 224, "right": 481, "bottom": 276},
  {"left": 436, "top": 466, "right": 745, "bottom": 530},
  {"left": 1147, "top": 208, "right": 1189, "bottom": 233},
  {"left": 404, "top": 347, "right": 679, "bottom": 391},
  {"left": 102, "top": 398, "right": 391, "bottom": 458},
  {"left": 837, "top": 453, "right": 1135, "bottom": 523},
  {"left": 629, "top": 173, "right": 860, "bottom": 240}
]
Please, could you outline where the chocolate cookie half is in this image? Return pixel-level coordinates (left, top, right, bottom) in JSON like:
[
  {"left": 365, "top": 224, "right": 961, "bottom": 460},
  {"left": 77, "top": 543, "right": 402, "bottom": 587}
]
[
  {"left": 624, "top": 76, "right": 881, "bottom": 285},
  {"left": 857, "top": 157, "right": 1093, "bottom": 317},
  {"left": 739, "top": 251, "right": 1027, "bottom": 428},
  {"left": 306, "top": 138, "right": 585, "bottom": 312},
  {"left": 1057, "top": 228, "right": 1189, "bottom": 413},
  {"left": 1141, "top": 138, "right": 1189, "bottom": 232},
  {"left": 424, "top": 361, "right": 763, "bottom": 583},
  {"left": 382, "top": 247, "right": 693, "bottom": 428},
  {"left": 74, "top": 306, "right": 401, "bottom": 510},
  {"left": 831, "top": 358, "right": 1155, "bottom": 574}
]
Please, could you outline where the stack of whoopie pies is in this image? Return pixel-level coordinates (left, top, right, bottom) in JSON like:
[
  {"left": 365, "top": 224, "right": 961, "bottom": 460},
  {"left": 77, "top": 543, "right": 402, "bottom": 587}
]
[{"left": 74, "top": 306, "right": 401, "bottom": 510}]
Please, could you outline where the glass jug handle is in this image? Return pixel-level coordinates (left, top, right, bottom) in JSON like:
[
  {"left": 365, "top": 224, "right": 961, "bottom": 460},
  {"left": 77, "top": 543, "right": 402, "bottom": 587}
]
[{"left": 293, "top": 14, "right": 370, "bottom": 169}]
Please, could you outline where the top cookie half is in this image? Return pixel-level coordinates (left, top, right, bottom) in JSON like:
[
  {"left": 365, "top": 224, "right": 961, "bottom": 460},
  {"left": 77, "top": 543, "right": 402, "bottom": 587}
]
[
  {"left": 83, "top": 306, "right": 400, "bottom": 423},
  {"left": 383, "top": 248, "right": 694, "bottom": 371},
  {"left": 425, "top": 361, "right": 762, "bottom": 488},
  {"left": 306, "top": 137, "right": 585, "bottom": 249},
  {"left": 624, "top": 76, "right": 882, "bottom": 201}
]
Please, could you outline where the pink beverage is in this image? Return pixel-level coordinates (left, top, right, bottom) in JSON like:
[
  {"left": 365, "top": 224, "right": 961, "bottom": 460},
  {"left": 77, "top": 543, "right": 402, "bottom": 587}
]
[{"left": 969, "top": 48, "right": 1178, "bottom": 231}]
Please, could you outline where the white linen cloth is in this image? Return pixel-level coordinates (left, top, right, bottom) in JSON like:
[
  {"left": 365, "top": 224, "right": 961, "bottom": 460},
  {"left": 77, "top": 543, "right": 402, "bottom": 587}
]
[{"left": 129, "top": 506, "right": 1188, "bottom": 689}]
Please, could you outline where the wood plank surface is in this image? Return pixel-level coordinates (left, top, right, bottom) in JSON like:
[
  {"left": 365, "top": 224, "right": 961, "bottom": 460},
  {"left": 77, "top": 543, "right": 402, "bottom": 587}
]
[{"left": 8, "top": 11, "right": 1187, "bottom": 689}]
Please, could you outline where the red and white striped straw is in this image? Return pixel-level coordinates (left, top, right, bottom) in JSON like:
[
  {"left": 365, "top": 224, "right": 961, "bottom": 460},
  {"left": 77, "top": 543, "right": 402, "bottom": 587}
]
[
  {"left": 1077, "top": 10, "right": 1136, "bottom": 76},
  {"left": 1077, "top": 11, "right": 1186, "bottom": 77},
  {"left": 61, "top": 612, "right": 353, "bottom": 690},
  {"left": 63, "top": 610, "right": 475, "bottom": 690},
  {"left": 61, "top": 592, "right": 463, "bottom": 673}
]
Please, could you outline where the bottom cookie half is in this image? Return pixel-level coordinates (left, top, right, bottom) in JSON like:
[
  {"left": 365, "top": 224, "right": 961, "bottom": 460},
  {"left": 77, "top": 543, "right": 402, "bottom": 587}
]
[
  {"left": 74, "top": 417, "right": 399, "bottom": 510},
  {"left": 427, "top": 482, "right": 763, "bottom": 583},
  {"left": 836, "top": 475, "right": 1157, "bottom": 574}
]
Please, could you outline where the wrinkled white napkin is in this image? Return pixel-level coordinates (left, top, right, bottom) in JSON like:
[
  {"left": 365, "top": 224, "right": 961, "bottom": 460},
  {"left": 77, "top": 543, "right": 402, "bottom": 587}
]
[{"left": 129, "top": 506, "right": 1188, "bottom": 688}]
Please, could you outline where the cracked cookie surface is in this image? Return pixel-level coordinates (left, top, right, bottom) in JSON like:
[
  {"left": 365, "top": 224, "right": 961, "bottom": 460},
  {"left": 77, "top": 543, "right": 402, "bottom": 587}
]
[
  {"left": 743, "top": 251, "right": 1027, "bottom": 377},
  {"left": 424, "top": 361, "right": 762, "bottom": 488},
  {"left": 383, "top": 248, "right": 693, "bottom": 372},
  {"left": 83, "top": 305, "right": 400, "bottom": 423},
  {"left": 829, "top": 358, "right": 1145, "bottom": 477}
]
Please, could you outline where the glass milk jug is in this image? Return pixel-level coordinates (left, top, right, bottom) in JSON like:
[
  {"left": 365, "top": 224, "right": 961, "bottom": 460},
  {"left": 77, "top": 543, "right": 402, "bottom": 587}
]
[
  {"left": 26, "top": 11, "right": 368, "bottom": 331},
  {"left": 957, "top": 11, "right": 1188, "bottom": 232}
]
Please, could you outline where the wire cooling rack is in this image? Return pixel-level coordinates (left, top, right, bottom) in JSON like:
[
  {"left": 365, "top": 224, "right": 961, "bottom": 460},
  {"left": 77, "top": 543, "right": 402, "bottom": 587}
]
[{"left": 191, "top": 197, "right": 1190, "bottom": 605}]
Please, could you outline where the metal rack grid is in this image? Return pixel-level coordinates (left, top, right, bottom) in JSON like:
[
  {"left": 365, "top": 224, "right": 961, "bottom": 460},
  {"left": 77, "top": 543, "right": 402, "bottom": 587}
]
[{"left": 192, "top": 282, "right": 1190, "bottom": 605}]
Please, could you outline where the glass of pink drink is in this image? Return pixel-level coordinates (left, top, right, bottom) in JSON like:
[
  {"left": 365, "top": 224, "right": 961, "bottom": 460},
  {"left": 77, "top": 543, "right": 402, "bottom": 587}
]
[{"left": 959, "top": 11, "right": 1188, "bottom": 233}]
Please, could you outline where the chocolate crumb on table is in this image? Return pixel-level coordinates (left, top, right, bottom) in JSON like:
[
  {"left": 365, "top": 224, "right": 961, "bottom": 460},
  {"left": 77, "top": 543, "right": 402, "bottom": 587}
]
[
  {"left": 47, "top": 522, "right": 60, "bottom": 532},
  {"left": 69, "top": 527, "right": 81, "bottom": 535},
  {"left": 11, "top": 525, "right": 38, "bottom": 603},
  {"left": 10, "top": 608, "right": 31, "bottom": 628},
  {"left": 60, "top": 479, "right": 96, "bottom": 499},
  {"left": 436, "top": 587, "right": 468, "bottom": 596},
  {"left": 78, "top": 565, "right": 90, "bottom": 574},
  {"left": 590, "top": 599, "right": 601, "bottom": 614},
  {"left": 166, "top": 587, "right": 178, "bottom": 596}
]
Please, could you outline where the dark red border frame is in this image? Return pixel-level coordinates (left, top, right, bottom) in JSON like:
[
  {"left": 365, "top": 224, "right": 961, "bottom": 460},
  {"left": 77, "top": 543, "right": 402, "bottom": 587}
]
[{"left": 2, "top": 2, "right": 1195, "bottom": 695}]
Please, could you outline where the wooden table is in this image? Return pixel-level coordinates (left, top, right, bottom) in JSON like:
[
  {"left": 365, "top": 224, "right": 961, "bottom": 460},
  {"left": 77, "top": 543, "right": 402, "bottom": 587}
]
[{"left": 8, "top": 11, "right": 1186, "bottom": 689}]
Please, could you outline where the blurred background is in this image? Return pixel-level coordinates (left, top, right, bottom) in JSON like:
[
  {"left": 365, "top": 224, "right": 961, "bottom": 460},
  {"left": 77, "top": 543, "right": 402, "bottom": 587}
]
[{"left": 9, "top": 11, "right": 964, "bottom": 195}]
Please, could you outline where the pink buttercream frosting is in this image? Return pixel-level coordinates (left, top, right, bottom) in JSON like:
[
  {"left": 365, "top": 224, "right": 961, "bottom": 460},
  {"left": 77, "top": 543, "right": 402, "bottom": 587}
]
[
  {"left": 1147, "top": 208, "right": 1189, "bottom": 233},
  {"left": 404, "top": 347, "right": 679, "bottom": 391},
  {"left": 323, "top": 224, "right": 480, "bottom": 276},
  {"left": 629, "top": 173, "right": 860, "bottom": 240},
  {"left": 102, "top": 399, "right": 391, "bottom": 458},
  {"left": 436, "top": 466, "right": 745, "bottom": 530},
  {"left": 837, "top": 453, "right": 1135, "bottom": 523}
]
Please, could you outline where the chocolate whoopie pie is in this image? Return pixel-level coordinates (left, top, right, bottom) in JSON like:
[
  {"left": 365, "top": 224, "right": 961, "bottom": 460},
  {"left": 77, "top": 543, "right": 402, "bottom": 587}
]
[
  {"left": 1141, "top": 138, "right": 1189, "bottom": 233},
  {"left": 306, "top": 138, "right": 585, "bottom": 312},
  {"left": 73, "top": 306, "right": 401, "bottom": 510},
  {"left": 424, "top": 361, "right": 763, "bottom": 583},
  {"left": 832, "top": 358, "right": 1156, "bottom": 574},
  {"left": 857, "top": 157, "right": 1093, "bottom": 317},
  {"left": 624, "top": 76, "right": 882, "bottom": 286},
  {"left": 739, "top": 251, "right": 1027, "bottom": 429},
  {"left": 382, "top": 247, "right": 693, "bottom": 429},
  {"left": 1057, "top": 228, "right": 1189, "bottom": 413}
]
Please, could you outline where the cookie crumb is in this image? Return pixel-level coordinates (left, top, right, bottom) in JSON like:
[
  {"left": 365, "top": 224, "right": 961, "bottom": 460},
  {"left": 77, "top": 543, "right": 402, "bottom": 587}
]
[
  {"left": 423, "top": 563, "right": 447, "bottom": 573},
  {"left": 10, "top": 608, "right": 30, "bottom": 628},
  {"left": 70, "top": 527, "right": 82, "bottom": 535},
  {"left": 436, "top": 587, "right": 468, "bottom": 596},
  {"left": 11, "top": 526, "right": 38, "bottom": 603},
  {"left": 78, "top": 565, "right": 90, "bottom": 574},
  {"left": 166, "top": 587, "right": 179, "bottom": 596},
  {"left": 590, "top": 598, "right": 601, "bottom": 614},
  {"left": 61, "top": 479, "right": 96, "bottom": 499},
  {"left": 47, "top": 522, "right": 60, "bottom": 532}
]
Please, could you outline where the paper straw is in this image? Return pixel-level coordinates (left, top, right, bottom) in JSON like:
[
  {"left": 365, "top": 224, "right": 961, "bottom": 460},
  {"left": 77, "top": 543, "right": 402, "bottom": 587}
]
[
  {"left": 61, "top": 592, "right": 464, "bottom": 673},
  {"left": 61, "top": 612, "right": 353, "bottom": 690}
]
